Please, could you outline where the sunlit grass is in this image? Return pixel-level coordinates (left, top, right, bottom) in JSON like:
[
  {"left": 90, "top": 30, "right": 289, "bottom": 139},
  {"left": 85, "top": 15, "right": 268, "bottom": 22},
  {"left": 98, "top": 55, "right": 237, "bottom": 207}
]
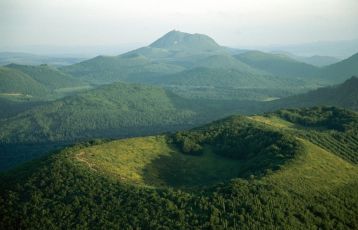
[
  {"left": 73, "top": 115, "right": 358, "bottom": 192},
  {"left": 265, "top": 138, "right": 358, "bottom": 192},
  {"left": 74, "top": 135, "right": 249, "bottom": 188},
  {"left": 249, "top": 115, "right": 295, "bottom": 129}
]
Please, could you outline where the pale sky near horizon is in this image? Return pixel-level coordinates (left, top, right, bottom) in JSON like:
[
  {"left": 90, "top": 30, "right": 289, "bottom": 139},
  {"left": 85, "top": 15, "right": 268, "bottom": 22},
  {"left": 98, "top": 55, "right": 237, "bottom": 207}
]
[{"left": 1, "top": 0, "right": 358, "bottom": 52}]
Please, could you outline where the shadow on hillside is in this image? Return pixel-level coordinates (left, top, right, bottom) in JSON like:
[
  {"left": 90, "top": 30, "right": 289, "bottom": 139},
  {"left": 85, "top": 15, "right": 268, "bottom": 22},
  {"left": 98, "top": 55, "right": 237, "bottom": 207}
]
[
  {"left": 142, "top": 144, "right": 246, "bottom": 188},
  {"left": 0, "top": 142, "right": 68, "bottom": 172}
]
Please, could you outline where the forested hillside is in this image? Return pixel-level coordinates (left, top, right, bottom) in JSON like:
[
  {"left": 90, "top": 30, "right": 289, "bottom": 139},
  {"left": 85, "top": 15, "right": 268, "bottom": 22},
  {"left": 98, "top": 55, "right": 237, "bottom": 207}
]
[
  {"left": 148, "top": 67, "right": 287, "bottom": 88},
  {"left": 0, "top": 81, "right": 261, "bottom": 170},
  {"left": 320, "top": 53, "right": 358, "bottom": 83},
  {"left": 269, "top": 76, "right": 358, "bottom": 110},
  {"left": 0, "top": 82, "right": 256, "bottom": 144},
  {"left": 0, "top": 83, "right": 195, "bottom": 144},
  {"left": 61, "top": 54, "right": 185, "bottom": 84},
  {"left": 0, "top": 107, "right": 357, "bottom": 229}
]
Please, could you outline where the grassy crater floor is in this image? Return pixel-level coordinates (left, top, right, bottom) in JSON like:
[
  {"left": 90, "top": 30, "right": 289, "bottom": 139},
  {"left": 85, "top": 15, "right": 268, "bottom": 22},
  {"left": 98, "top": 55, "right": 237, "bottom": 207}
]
[
  {"left": 72, "top": 111, "right": 358, "bottom": 190},
  {"left": 73, "top": 136, "right": 250, "bottom": 188}
]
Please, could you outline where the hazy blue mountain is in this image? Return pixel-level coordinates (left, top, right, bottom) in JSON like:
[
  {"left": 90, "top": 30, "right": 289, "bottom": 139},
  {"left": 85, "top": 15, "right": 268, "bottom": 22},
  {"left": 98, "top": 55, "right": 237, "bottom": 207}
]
[
  {"left": 268, "top": 38, "right": 358, "bottom": 58},
  {"left": 291, "top": 55, "right": 340, "bottom": 67},
  {"left": 61, "top": 31, "right": 232, "bottom": 84},
  {"left": 61, "top": 31, "right": 327, "bottom": 91},
  {"left": 271, "top": 51, "right": 341, "bottom": 66},
  {"left": 122, "top": 30, "right": 228, "bottom": 67},
  {"left": 149, "top": 30, "right": 223, "bottom": 52}
]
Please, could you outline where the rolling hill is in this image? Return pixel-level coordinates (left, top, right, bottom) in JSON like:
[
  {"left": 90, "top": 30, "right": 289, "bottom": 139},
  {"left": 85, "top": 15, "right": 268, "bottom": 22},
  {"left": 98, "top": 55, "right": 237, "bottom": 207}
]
[
  {"left": 269, "top": 76, "right": 358, "bottom": 110},
  {"left": 61, "top": 53, "right": 185, "bottom": 84},
  {"left": 0, "top": 67, "right": 49, "bottom": 97},
  {"left": 150, "top": 67, "right": 289, "bottom": 88},
  {"left": 290, "top": 54, "right": 340, "bottom": 67},
  {"left": 6, "top": 63, "right": 85, "bottom": 90},
  {"left": 320, "top": 53, "right": 358, "bottom": 83},
  {"left": 235, "top": 50, "right": 320, "bottom": 80},
  {"left": 0, "top": 107, "right": 357, "bottom": 229}
]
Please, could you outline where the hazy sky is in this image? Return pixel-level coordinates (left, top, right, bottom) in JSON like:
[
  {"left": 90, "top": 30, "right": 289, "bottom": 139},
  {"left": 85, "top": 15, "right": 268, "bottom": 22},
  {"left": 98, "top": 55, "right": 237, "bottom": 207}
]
[{"left": 1, "top": 0, "right": 358, "bottom": 53}]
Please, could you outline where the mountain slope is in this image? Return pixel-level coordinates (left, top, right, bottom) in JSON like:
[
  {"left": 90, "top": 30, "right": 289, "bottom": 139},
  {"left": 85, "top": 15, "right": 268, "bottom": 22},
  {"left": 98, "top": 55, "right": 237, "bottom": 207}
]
[
  {"left": 0, "top": 97, "right": 43, "bottom": 119},
  {"left": 270, "top": 76, "right": 358, "bottom": 110},
  {"left": 0, "top": 82, "right": 195, "bottom": 144},
  {"left": 320, "top": 53, "right": 358, "bottom": 83},
  {"left": 192, "top": 54, "right": 266, "bottom": 73},
  {"left": 0, "top": 67, "right": 49, "bottom": 97},
  {"left": 61, "top": 54, "right": 185, "bottom": 84},
  {"left": 150, "top": 66, "right": 309, "bottom": 90},
  {"left": 0, "top": 107, "right": 357, "bottom": 229},
  {"left": 151, "top": 67, "right": 271, "bottom": 87}
]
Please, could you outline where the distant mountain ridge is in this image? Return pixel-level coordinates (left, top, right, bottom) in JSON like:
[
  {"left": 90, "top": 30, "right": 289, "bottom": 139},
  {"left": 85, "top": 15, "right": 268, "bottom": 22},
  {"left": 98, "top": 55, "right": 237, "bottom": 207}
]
[
  {"left": 291, "top": 55, "right": 340, "bottom": 67},
  {"left": 62, "top": 30, "right": 327, "bottom": 90},
  {"left": 0, "top": 52, "right": 84, "bottom": 66}
]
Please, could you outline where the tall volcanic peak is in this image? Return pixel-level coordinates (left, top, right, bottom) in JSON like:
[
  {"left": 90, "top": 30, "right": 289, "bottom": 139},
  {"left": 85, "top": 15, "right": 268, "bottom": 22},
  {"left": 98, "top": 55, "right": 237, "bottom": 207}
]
[{"left": 149, "top": 30, "right": 222, "bottom": 51}]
